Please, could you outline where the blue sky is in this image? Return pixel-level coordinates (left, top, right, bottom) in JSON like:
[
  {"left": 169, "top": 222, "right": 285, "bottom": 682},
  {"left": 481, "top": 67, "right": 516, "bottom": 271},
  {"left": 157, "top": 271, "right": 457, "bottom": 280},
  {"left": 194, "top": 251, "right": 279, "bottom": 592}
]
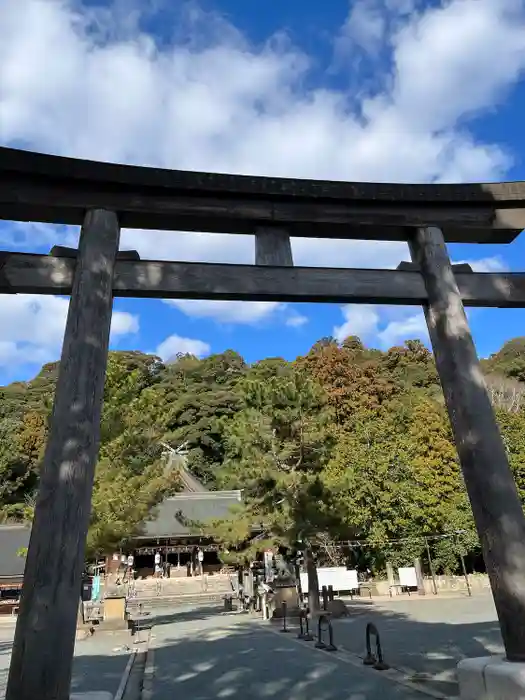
[{"left": 1, "top": 0, "right": 525, "bottom": 384}]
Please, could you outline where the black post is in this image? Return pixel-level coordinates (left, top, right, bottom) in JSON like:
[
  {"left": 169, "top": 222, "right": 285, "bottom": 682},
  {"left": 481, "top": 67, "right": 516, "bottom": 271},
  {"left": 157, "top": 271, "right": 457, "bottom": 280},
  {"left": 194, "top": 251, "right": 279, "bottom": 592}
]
[
  {"left": 303, "top": 610, "right": 314, "bottom": 641},
  {"left": 363, "top": 622, "right": 389, "bottom": 671},
  {"left": 321, "top": 585, "right": 328, "bottom": 611},
  {"left": 280, "top": 601, "right": 289, "bottom": 633},
  {"left": 425, "top": 538, "right": 438, "bottom": 595},
  {"left": 315, "top": 615, "right": 327, "bottom": 649},
  {"left": 327, "top": 584, "right": 334, "bottom": 602},
  {"left": 324, "top": 617, "right": 337, "bottom": 652}
]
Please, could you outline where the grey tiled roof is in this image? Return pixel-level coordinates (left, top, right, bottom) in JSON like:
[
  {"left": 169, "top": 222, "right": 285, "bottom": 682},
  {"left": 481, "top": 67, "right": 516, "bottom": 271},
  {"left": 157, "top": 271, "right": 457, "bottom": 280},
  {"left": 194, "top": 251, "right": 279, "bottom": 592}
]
[
  {"left": 178, "top": 466, "right": 209, "bottom": 493},
  {"left": 139, "top": 491, "right": 242, "bottom": 539},
  {"left": 0, "top": 525, "right": 30, "bottom": 579}
]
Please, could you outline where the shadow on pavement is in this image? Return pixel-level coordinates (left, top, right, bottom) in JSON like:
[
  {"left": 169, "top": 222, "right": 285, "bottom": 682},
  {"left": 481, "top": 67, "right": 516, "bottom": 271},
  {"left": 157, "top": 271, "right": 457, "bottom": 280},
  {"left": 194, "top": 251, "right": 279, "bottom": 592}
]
[
  {"left": 152, "top": 620, "right": 422, "bottom": 700},
  {"left": 0, "top": 596, "right": 505, "bottom": 699},
  {"left": 70, "top": 650, "right": 131, "bottom": 697},
  {"left": 322, "top": 598, "right": 503, "bottom": 697},
  {"left": 132, "top": 604, "right": 231, "bottom": 628},
  {"left": 133, "top": 595, "right": 503, "bottom": 697},
  {"left": 0, "top": 635, "right": 132, "bottom": 699}
]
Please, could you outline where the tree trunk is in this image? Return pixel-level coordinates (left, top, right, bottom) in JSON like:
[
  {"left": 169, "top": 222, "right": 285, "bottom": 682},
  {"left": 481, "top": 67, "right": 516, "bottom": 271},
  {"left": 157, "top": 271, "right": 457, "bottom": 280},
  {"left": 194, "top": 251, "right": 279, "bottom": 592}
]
[{"left": 305, "top": 547, "right": 320, "bottom": 613}]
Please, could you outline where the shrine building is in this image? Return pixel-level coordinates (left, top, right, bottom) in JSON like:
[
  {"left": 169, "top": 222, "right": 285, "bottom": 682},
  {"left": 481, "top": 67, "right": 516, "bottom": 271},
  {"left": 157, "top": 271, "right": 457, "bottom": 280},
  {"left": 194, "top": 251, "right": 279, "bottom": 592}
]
[{"left": 109, "top": 464, "right": 243, "bottom": 578}]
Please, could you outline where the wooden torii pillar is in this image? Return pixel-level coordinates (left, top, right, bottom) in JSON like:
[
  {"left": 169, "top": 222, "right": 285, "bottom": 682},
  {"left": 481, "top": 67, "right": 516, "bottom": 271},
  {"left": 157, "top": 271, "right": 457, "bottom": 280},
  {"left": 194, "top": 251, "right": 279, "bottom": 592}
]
[
  {"left": 6, "top": 209, "right": 120, "bottom": 700},
  {"left": 410, "top": 226, "right": 525, "bottom": 661}
]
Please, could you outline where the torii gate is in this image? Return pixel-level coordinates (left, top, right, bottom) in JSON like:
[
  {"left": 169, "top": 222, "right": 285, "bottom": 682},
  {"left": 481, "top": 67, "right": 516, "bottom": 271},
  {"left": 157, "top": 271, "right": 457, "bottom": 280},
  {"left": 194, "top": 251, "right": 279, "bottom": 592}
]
[{"left": 2, "top": 146, "right": 525, "bottom": 700}]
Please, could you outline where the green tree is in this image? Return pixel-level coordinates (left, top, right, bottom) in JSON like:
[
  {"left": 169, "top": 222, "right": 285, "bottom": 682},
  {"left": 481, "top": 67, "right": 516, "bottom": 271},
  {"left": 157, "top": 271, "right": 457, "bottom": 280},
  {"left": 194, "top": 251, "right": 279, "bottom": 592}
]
[
  {"left": 297, "top": 340, "right": 399, "bottom": 424},
  {"left": 214, "top": 368, "right": 341, "bottom": 610},
  {"left": 161, "top": 351, "right": 246, "bottom": 485},
  {"left": 325, "top": 396, "right": 474, "bottom": 572}
]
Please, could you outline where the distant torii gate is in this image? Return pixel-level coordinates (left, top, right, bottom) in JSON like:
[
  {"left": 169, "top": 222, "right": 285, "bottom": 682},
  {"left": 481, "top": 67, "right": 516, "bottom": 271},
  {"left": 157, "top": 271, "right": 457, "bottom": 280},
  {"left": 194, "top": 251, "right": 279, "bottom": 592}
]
[{"left": 2, "top": 146, "right": 525, "bottom": 700}]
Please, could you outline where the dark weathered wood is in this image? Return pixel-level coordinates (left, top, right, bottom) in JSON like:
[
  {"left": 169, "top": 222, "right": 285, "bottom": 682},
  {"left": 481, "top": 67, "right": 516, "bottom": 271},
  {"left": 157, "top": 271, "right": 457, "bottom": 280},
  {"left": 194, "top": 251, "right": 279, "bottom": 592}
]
[
  {"left": 1, "top": 175, "right": 524, "bottom": 242},
  {"left": 6, "top": 209, "right": 120, "bottom": 700},
  {"left": 0, "top": 147, "right": 525, "bottom": 241},
  {"left": 49, "top": 245, "right": 140, "bottom": 260},
  {"left": 409, "top": 225, "right": 525, "bottom": 662},
  {"left": 255, "top": 227, "right": 293, "bottom": 266},
  {"left": 397, "top": 261, "right": 473, "bottom": 273},
  {"left": 3, "top": 145, "right": 525, "bottom": 203},
  {"left": 2, "top": 253, "right": 525, "bottom": 307}
]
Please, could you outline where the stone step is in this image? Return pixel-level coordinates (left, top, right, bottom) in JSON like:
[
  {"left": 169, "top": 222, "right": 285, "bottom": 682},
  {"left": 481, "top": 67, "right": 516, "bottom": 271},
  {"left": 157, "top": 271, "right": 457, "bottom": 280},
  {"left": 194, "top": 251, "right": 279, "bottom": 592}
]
[
  {"left": 130, "top": 577, "right": 233, "bottom": 595},
  {"left": 126, "top": 591, "right": 229, "bottom": 610}
]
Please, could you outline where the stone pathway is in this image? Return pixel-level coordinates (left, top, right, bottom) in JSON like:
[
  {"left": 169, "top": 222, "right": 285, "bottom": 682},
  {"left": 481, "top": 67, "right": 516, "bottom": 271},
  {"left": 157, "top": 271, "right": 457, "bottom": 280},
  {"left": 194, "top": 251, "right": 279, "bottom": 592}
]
[
  {"left": 328, "top": 593, "right": 502, "bottom": 698},
  {"left": 0, "top": 625, "right": 133, "bottom": 700},
  {"left": 146, "top": 607, "right": 431, "bottom": 700}
]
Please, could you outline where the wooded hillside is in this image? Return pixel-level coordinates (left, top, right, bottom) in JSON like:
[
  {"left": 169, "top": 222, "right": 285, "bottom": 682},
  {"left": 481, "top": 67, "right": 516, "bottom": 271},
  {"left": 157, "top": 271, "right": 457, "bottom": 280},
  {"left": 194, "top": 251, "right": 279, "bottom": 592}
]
[{"left": 2, "top": 334, "right": 524, "bottom": 571}]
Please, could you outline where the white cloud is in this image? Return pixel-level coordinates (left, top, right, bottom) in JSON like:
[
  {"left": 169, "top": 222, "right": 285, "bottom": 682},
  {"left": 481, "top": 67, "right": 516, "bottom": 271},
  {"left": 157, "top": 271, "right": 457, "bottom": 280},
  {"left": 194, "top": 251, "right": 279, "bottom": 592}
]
[
  {"left": 110, "top": 309, "right": 140, "bottom": 337},
  {"left": 388, "top": 0, "right": 525, "bottom": 136},
  {"left": 164, "top": 299, "right": 284, "bottom": 325},
  {"left": 0, "top": 0, "right": 524, "bottom": 343},
  {"left": 155, "top": 334, "right": 211, "bottom": 361},
  {"left": 337, "top": 0, "right": 386, "bottom": 56},
  {"left": 334, "top": 303, "right": 429, "bottom": 349},
  {"left": 384, "top": 0, "right": 418, "bottom": 14},
  {"left": 332, "top": 252, "right": 503, "bottom": 348},
  {"left": 1, "top": 0, "right": 523, "bottom": 224},
  {"left": 0, "top": 222, "right": 78, "bottom": 251},
  {"left": 377, "top": 310, "right": 428, "bottom": 348},
  {"left": 164, "top": 299, "right": 311, "bottom": 326},
  {"left": 456, "top": 255, "right": 508, "bottom": 273},
  {"left": 334, "top": 304, "right": 381, "bottom": 344},
  {"left": 0, "top": 294, "right": 138, "bottom": 369},
  {"left": 286, "top": 312, "right": 309, "bottom": 328}
]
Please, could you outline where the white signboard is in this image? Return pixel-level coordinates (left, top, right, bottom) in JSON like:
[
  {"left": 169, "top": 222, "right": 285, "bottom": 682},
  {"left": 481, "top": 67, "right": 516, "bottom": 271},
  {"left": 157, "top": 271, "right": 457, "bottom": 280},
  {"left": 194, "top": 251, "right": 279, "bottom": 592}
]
[
  {"left": 300, "top": 567, "right": 358, "bottom": 593},
  {"left": 398, "top": 567, "right": 417, "bottom": 587}
]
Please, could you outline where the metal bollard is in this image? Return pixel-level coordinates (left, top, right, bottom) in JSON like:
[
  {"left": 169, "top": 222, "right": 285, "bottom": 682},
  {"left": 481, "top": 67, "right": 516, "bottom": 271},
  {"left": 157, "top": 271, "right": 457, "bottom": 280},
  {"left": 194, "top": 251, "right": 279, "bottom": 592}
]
[
  {"left": 321, "top": 585, "right": 328, "bottom": 611},
  {"left": 363, "top": 622, "right": 389, "bottom": 671},
  {"left": 327, "top": 585, "right": 334, "bottom": 602},
  {"left": 315, "top": 614, "right": 337, "bottom": 652},
  {"left": 280, "top": 601, "right": 290, "bottom": 633}
]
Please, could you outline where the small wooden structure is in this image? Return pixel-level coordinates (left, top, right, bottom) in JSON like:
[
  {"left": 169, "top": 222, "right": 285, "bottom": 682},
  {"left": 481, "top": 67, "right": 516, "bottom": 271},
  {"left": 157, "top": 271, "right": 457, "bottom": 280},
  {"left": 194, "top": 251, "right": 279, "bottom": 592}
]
[{"left": 3, "top": 146, "right": 525, "bottom": 699}]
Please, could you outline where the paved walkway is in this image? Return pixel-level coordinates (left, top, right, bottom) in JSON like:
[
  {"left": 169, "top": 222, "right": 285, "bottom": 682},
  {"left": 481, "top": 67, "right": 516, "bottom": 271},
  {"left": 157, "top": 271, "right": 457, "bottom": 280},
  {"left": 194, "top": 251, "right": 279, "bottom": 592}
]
[
  {"left": 147, "top": 607, "right": 431, "bottom": 700},
  {"left": 323, "top": 593, "right": 501, "bottom": 698},
  {"left": 0, "top": 624, "right": 133, "bottom": 699}
]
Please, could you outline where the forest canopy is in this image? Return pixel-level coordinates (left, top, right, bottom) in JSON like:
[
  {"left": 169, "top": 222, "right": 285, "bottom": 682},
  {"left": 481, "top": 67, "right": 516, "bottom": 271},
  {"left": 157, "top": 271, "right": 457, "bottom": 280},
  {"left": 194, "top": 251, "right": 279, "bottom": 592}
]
[{"left": 1, "top": 335, "right": 524, "bottom": 571}]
